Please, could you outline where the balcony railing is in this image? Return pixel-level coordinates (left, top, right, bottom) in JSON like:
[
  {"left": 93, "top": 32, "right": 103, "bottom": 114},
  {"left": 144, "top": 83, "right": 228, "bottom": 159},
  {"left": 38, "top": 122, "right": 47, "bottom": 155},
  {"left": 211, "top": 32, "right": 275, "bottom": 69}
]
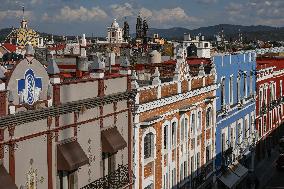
[{"left": 81, "top": 164, "right": 135, "bottom": 189}]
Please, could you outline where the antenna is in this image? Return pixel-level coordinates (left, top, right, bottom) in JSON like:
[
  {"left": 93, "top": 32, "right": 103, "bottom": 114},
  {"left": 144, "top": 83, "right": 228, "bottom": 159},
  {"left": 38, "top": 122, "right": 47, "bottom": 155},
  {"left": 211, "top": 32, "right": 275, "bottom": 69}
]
[{"left": 22, "top": 5, "right": 25, "bottom": 19}]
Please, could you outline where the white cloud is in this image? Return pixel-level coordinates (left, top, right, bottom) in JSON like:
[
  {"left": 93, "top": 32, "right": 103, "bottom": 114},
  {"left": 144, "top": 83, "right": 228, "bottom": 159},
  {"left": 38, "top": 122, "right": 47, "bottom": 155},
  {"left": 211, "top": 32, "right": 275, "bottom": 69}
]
[
  {"left": 226, "top": 3, "right": 243, "bottom": 16},
  {"left": 150, "top": 7, "right": 201, "bottom": 23},
  {"left": 30, "top": 0, "right": 42, "bottom": 5},
  {"left": 139, "top": 7, "right": 153, "bottom": 18},
  {"left": 43, "top": 6, "right": 107, "bottom": 22},
  {"left": 195, "top": 0, "right": 218, "bottom": 4},
  {"left": 110, "top": 3, "right": 134, "bottom": 19},
  {"left": 228, "top": 0, "right": 284, "bottom": 26},
  {"left": 109, "top": 4, "right": 201, "bottom": 26},
  {"left": 0, "top": 10, "right": 33, "bottom": 21}
]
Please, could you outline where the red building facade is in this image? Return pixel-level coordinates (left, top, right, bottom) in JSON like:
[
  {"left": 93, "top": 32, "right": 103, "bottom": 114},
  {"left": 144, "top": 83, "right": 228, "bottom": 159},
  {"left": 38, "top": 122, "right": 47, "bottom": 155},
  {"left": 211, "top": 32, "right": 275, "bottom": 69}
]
[{"left": 256, "top": 57, "right": 284, "bottom": 161}]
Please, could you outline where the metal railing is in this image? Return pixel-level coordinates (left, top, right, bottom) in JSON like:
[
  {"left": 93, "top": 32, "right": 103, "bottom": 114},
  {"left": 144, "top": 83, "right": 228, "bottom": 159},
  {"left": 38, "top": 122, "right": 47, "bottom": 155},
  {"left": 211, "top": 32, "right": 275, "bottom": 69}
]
[
  {"left": 81, "top": 164, "right": 135, "bottom": 189},
  {"left": 0, "top": 91, "right": 136, "bottom": 127}
]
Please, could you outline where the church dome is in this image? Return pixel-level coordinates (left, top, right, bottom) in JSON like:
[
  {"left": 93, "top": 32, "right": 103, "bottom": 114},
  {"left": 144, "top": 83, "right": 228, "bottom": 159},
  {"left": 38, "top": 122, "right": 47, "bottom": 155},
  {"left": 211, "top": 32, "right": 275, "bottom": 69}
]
[{"left": 111, "top": 19, "right": 120, "bottom": 28}]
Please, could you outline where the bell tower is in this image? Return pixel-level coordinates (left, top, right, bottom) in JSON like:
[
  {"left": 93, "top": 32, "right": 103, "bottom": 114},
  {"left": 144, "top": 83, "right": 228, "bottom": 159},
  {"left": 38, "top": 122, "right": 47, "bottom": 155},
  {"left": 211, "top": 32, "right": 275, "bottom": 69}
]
[{"left": 20, "top": 6, "right": 28, "bottom": 29}]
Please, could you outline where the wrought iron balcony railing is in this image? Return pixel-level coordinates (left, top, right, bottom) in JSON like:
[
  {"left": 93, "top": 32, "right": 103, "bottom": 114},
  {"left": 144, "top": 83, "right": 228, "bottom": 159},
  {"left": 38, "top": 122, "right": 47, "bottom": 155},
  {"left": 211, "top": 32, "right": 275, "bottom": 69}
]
[{"left": 81, "top": 164, "right": 135, "bottom": 189}]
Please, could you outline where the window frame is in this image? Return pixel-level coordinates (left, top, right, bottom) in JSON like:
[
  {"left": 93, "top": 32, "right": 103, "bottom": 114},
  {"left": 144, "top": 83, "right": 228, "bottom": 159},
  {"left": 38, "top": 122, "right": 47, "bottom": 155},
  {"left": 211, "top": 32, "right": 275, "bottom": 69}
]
[{"left": 144, "top": 132, "right": 154, "bottom": 159}]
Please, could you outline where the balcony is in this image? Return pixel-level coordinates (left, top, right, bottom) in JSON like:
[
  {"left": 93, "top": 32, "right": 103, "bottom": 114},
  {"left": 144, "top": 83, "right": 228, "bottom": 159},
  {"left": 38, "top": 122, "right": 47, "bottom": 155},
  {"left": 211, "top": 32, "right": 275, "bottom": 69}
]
[{"left": 81, "top": 164, "right": 135, "bottom": 189}]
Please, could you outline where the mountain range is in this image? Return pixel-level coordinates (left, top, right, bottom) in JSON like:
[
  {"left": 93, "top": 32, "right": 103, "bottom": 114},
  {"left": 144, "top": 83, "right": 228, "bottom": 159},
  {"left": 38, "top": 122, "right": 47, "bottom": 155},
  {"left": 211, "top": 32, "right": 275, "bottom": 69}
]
[
  {"left": 1, "top": 24, "right": 283, "bottom": 42},
  {"left": 147, "top": 24, "right": 284, "bottom": 41}
]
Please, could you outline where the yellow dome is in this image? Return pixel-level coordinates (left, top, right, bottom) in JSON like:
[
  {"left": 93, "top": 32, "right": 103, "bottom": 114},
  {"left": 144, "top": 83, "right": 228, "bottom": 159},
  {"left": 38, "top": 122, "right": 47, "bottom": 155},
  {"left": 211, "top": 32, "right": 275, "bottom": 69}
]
[{"left": 16, "top": 28, "right": 39, "bottom": 47}]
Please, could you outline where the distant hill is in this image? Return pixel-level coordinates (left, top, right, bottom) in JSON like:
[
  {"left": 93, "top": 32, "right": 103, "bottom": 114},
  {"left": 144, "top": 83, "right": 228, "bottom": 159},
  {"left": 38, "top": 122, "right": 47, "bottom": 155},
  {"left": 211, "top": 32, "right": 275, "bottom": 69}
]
[
  {"left": 148, "top": 24, "right": 284, "bottom": 41},
  {"left": 1, "top": 24, "right": 283, "bottom": 43}
]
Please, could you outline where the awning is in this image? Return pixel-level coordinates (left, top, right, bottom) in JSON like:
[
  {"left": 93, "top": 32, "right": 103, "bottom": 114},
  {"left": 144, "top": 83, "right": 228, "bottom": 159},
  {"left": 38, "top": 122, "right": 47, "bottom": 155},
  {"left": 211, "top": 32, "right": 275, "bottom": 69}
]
[
  {"left": 232, "top": 163, "right": 248, "bottom": 179},
  {"left": 101, "top": 127, "right": 127, "bottom": 153},
  {"left": 57, "top": 140, "right": 89, "bottom": 171},
  {"left": 0, "top": 164, "right": 17, "bottom": 189},
  {"left": 219, "top": 169, "right": 239, "bottom": 188},
  {"left": 218, "top": 162, "right": 248, "bottom": 189}
]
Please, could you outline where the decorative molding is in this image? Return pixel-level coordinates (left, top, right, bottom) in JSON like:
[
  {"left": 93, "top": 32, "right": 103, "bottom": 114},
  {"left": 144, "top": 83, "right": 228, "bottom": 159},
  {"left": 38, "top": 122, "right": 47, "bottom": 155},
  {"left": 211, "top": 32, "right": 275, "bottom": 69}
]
[{"left": 136, "top": 84, "right": 217, "bottom": 113}]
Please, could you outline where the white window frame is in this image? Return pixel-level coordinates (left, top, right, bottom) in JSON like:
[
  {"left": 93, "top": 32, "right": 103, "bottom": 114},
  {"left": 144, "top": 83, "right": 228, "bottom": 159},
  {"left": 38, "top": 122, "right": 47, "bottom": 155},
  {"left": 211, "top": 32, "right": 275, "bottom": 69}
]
[
  {"left": 244, "top": 71, "right": 248, "bottom": 98},
  {"left": 250, "top": 71, "right": 253, "bottom": 95},
  {"left": 171, "top": 118, "right": 178, "bottom": 149},
  {"left": 142, "top": 127, "right": 157, "bottom": 164},
  {"left": 221, "top": 77, "right": 226, "bottom": 107},
  {"left": 229, "top": 75, "right": 234, "bottom": 105},
  {"left": 197, "top": 110, "right": 202, "bottom": 133},
  {"left": 280, "top": 80, "right": 283, "bottom": 97},
  {"left": 163, "top": 121, "right": 170, "bottom": 154},
  {"left": 190, "top": 111, "right": 196, "bottom": 137},
  {"left": 237, "top": 119, "right": 243, "bottom": 145}
]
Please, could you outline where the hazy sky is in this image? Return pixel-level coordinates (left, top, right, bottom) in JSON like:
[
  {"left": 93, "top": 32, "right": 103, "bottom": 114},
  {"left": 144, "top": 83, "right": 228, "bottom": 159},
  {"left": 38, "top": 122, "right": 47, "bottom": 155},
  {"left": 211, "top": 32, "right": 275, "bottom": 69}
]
[{"left": 0, "top": 0, "right": 283, "bottom": 36}]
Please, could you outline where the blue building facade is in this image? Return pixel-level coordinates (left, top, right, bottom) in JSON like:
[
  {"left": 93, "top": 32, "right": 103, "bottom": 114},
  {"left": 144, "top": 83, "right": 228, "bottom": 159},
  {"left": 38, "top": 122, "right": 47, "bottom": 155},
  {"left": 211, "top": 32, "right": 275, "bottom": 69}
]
[{"left": 214, "top": 53, "right": 257, "bottom": 182}]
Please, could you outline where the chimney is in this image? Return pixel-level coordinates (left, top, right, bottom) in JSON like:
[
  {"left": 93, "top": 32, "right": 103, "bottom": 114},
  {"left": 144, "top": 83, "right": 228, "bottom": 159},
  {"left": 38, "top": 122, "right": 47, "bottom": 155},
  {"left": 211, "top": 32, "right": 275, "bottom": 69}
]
[
  {"left": 119, "top": 56, "right": 131, "bottom": 75},
  {"left": 89, "top": 53, "right": 106, "bottom": 79},
  {"left": 47, "top": 55, "right": 61, "bottom": 84},
  {"left": 80, "top": 34, "right": 87, "bottom": 57},
  {"left": 152, "top": 67, "right": 161, "bottom": 85}
]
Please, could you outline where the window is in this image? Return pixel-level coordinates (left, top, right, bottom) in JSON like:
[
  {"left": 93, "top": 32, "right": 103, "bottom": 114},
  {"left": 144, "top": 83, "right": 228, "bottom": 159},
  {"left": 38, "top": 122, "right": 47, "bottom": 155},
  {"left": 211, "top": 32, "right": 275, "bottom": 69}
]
[
  {"left": 181, "top": 118, "right": 184, "bottom": 142},
  {"left": 230, "top": 126, "right": 234, "bottom": 147},
  {"left": 237, "top": 74, "right": 241, "bottom": 102},
  {"left": 229, "top": 76, "right": 233, "bottom": 104},
  {"left": 206, "top": 108, "right": 212, "bottom": 128},
  {"left": 171, "top": 168, "right": 176, "bottom": 187},
  {"left": 270, "top": 84, "right": 274, "bottom": 102},
  {"left": 221, "top": 78, "right": 226, "bottom": 107},
  {"left": 197, "top": 111, "right": 202, "bottom": 131},
  {"left": 250, "top": 115, "right": 255, "bottom": 135},
  {"left": 204, "top": 43, "right": 209, "bottom": 48},
  {"left": 221, "top": 133, "right": 226, "bottom": 152},
  {"left": 263, "top": 116, "right": 267, "bottom": 134},
  {"left": 144, "top": 132, "right": 154, "bottom": 159},
  {"left": 250, "top": 71, "right": 253, "bottom": 95},
  {"left": 244, "top": 73, "right": 247, "bottom": 97},
  {"left": 281, "top": 80, "right": 283, "bottom": 97},
  {"left": 184, "top": 161, "right": 188, "bottom": 178},
  {"left": 259, "top": 119, "right": 262, "bottom": 137},
  {"left": 196, "top": 152, "right": 200, "bottom": 170},
  {"left": 206, "top": 145, "right": 211, "bottom": 163},
  {"left": 264, "top": 88, "right": 267, "bottom": 104},
  {"left": 191, "top": 113, "right": 195, "bottom": 134},
  {"left": 171, "top": 170, "right": 174, "bottom": 188},
  {"left": 172, "top": 122, "right": 177, "bottom": 148},
  {"left": 259, "top": 89, "right": 263, "bottom": 114},
  {"left": 244, "top": 119, "right": 249, "bottom": 138},
  {"left": 185, "top": 118, "right": 188, "bottom": 139},
  {"left": 180, "top": 163, "right": 184, "bottom": 181},
  {"left": 164, "top": 173, "right": 168, "bottom": 189},
  {"left": 237, "top": 123, "right": 242, "bottom": 144},
  {"left": 191, "top": 156, "right": 194, "bottom": 174},
  {"left": 164, "top": 125, "right": 168, "bottom": 150}
]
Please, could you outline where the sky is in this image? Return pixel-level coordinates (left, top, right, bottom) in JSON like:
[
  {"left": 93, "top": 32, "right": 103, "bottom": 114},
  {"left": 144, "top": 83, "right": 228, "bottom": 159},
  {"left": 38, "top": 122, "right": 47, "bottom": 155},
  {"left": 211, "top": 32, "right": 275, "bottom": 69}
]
[{"left": 0, "top": 0, "right": 283, "bottom": 36}]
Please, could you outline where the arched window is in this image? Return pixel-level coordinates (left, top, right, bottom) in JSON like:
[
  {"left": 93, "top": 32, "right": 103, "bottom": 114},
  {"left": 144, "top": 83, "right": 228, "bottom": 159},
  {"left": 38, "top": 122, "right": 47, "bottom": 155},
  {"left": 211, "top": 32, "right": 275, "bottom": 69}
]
[
  {"left": 172, "top": 122, "right": 177, "bottom": 148},
  {"left": 144, "top": 132, "right": 154, "bottom": 159},
  {"left": 197, "top": 111, "right": 202, "bottom": 131},
  {"left": 237, "top": 74, "right": 241, "bottom": 102},
  {"left": 185, "top": 117, "right": 188, "bottom": 139},
  {"left": 181, "top": 118, "right": 184, "bottom": 142},
  {"left": 191, "top": 113, "right": 195, "bottom": 134},
  {"left": 221, "top": 78, "right": 226, "bottom": 107},
  {"left": 164, "top": 125, "right": 168, "bottom": 150},
  {"left": 206, "top": 108, "right": 212, "bottom": 128}
]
